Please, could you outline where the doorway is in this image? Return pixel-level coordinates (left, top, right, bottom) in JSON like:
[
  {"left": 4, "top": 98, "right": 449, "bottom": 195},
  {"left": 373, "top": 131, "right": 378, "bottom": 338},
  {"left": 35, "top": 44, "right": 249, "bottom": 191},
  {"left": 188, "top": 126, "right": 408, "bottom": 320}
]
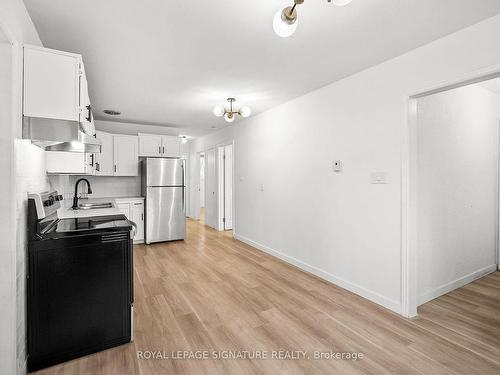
[
  {"left": 199, "top": 153, "right": 205, "bottom": 224},
  {"left": 204, "top": 148, "right": 218, "bottom": 229},
  {"left": 218, "top": 144, "right": 233, "bottom": 231},
  {"left": 409, "top": 76, "right": 500, "bottom": 313}
]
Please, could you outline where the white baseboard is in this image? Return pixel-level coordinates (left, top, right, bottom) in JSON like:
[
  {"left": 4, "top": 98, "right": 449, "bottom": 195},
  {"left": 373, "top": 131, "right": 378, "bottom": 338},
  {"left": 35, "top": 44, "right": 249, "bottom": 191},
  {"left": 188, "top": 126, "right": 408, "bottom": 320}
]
[
  {"left": 418, "top": 264, "right": 497, "bottom": 306},
  {"left": 233, "top": 233, "right": 402, "bottom": 315}
]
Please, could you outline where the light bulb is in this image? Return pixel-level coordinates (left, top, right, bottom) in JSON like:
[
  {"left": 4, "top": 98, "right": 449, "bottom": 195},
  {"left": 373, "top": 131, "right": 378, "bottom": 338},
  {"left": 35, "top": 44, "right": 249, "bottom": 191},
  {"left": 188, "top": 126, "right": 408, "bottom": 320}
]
[
  {"left": 331, "top": 0, "right": 353, "bottom": 6},
  {"left": 213, "top": 105, "right": 224, "bottom": 117},
  {"left": 180, "top": 136, "right": 188, "bottom": 144},
  {"left": 239, "top": 106, "right": 251, "bottom": 118},
  {"left": 273, "top": 8, "right": 297, "bottom": 38},
  {"left": 224, "top": 113, "right": 235, "bottom": 123}
]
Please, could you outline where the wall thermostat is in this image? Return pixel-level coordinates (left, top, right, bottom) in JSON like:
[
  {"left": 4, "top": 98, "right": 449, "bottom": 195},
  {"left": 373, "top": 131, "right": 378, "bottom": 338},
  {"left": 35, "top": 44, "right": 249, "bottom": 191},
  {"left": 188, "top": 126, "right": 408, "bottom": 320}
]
[{"left": 333, "top": 160, "right": 343, "bottom": 172}]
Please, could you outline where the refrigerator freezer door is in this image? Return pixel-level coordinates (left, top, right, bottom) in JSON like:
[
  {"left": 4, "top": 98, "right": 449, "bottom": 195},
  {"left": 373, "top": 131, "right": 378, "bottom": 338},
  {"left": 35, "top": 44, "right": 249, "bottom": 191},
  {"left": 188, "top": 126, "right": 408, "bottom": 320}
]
[
  {"left": 146, "top": 186, "right": 185, "bottom": 243},
  {"left": 145, "top": 158, "right": 184, "bottom": 187}
]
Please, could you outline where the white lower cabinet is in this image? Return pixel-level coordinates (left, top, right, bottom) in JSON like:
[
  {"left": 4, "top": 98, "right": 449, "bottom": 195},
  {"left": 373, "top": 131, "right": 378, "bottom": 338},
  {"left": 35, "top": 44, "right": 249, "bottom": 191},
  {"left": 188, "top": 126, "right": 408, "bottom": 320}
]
[
  {"left": 131, "top": 202, "right": 145, "bottom": 242},
  {"left": 115, "top": 198, "right": 144, "bottom": 243}
]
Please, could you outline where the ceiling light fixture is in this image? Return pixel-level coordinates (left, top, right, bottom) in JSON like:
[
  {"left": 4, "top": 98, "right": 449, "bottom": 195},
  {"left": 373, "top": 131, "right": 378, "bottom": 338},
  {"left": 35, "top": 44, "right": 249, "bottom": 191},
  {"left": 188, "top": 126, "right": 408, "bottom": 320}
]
[
  {"left": 213, "top": 98, "right": 251, "bottom": 123},
  {"left": 180, "top": 135, "right": 188, "bottom": 144},
  {"left": 273, "top": 0, "right": 353, "bottom": 38}
]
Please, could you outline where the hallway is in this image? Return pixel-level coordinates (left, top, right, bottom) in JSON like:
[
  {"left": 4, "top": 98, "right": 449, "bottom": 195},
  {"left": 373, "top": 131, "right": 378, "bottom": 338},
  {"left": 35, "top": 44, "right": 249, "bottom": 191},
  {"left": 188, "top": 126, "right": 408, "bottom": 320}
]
[{"left": 33, "top": 218, "right": 500, "bottom": 374}]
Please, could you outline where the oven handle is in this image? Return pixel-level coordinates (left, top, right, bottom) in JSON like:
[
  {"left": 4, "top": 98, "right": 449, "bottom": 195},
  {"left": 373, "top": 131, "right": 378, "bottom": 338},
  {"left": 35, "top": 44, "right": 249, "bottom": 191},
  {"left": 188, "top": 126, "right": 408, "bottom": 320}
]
[{"left": 129, "top": 220, "right": 137, "bottom": 239}]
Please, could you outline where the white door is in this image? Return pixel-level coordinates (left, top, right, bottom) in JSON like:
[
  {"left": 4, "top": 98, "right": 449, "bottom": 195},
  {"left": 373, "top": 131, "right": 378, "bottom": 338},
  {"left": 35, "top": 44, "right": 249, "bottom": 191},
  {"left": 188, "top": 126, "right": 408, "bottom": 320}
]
[
  {"left": 94, "top": 131, "right": 114, "bottom": 176},
  {"left": 223, "top": 145, "right": 233, "bottom": 230},
  {"left": 113, "top": 135, "right": 138, "bottom": 176},
  {"left": 199, "top": 154, "right": 205, "bottom": 208},
  {"left": 205, "top": 148, "right": 217, "bottom": 229},
  {"left": 23, "top": 46, "right": 80, "bottom": 121},
  {"left": 162, "top": 136, "right": 181, "bottom": 157},
  {"left": 131, "top": 201, "right": 144, "bottom": 242},
  {"left": 139, "top": 134, "right": 162, "bottom": 157}
]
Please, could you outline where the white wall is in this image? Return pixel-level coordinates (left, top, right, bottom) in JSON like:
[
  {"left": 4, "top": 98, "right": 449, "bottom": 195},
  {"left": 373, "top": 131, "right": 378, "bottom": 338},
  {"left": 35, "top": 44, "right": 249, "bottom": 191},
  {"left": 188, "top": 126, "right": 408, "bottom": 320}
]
[
  {"left": 0, "top": 1, "right": 44, "bottom": 374},
  {"left": 416, "top": 85, "right": 499, "bottom": 305},
  {"left": 190, "top": 14, "right": 500, "bottom": 314},
  {"left": 0, "top": 35, "right": 16, "bottom": 375}
]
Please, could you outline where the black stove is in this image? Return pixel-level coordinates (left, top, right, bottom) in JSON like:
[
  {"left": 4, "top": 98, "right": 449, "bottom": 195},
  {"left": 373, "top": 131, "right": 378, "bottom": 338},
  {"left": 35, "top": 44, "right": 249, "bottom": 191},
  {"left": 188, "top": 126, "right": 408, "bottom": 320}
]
[
  {"left": 40, "top": 215, "right": 132, "bottom": 238},
  {"left": 27, "top": 191, "right": 134, "bottom": 372}
]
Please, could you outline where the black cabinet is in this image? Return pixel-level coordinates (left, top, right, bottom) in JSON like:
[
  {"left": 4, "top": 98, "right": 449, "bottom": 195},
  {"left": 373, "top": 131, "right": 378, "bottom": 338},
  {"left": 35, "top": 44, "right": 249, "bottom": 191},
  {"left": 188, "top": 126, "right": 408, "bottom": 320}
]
[{"left": 28, "top": 232, "right": 133, "bottom": 372}]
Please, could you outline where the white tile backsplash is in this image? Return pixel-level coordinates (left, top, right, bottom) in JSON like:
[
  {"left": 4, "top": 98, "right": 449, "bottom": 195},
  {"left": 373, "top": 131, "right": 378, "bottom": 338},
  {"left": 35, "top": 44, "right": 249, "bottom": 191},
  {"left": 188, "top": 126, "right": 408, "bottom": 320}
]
[{"left": 49, "top": 175, "right": 142, "bottom": 207}]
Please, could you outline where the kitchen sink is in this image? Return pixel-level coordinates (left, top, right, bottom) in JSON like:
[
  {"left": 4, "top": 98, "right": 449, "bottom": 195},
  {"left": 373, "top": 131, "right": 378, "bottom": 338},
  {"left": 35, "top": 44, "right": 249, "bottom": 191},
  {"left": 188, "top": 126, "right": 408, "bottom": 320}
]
[{"left": 75, "top": 202, "right": 114, "bottom": 210}]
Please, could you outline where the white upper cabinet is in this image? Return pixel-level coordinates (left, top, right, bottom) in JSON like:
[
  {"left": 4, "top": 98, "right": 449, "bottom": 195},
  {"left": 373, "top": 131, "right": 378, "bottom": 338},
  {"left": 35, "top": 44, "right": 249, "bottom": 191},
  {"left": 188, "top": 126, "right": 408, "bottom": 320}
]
[
  {"left": 138, "top": 134, "right": 162, "bottom": 157},
  {"left": 162, "top": 136, "right": 181, "bottom": 157},
  {"left": 138, "top": 133, "right": 181, "bottom": 157},
  {"left": 46, "top": 151, "right": 93, "bottom": 175},
  {"left": 94, "top": 131, "right": 114, "bottom": 176},
  {"left": 78, "top": 64, "right": 95, "bottom": 132},
  {"left": 23, "top": 45, "right": 81, "bottom": 121},
  {"left": 113, "top": 135, "right": 138, "bottom": 176}
]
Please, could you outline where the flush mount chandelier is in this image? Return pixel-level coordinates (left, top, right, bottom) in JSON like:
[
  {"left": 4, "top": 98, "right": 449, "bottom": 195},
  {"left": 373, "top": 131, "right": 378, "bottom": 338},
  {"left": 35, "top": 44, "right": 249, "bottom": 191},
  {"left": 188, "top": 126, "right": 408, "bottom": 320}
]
[
  {"left": 213, "top": 98, "right": 251, "bottom": 123},
  {"left": 274, "top": 0, "right": 353, "bottom": 37}
]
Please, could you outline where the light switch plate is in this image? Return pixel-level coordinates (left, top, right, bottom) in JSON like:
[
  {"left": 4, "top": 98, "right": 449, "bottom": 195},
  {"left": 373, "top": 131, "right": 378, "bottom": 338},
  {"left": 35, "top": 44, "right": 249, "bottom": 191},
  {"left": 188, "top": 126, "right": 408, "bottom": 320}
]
[{"left": 371, "top": 172, "right": 388, "bottom": 184}]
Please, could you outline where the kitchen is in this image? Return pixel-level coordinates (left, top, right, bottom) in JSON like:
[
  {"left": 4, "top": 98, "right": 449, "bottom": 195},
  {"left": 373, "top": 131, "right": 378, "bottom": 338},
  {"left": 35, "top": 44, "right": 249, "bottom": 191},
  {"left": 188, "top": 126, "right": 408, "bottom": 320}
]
[{"left": 2, "top": 1, "right": 500, "bottom": 375}]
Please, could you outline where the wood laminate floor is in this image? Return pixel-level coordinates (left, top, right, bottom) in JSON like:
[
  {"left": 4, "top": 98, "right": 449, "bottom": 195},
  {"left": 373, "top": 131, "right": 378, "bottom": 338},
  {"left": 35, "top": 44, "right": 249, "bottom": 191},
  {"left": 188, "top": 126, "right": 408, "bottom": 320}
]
[{"left": 33, "top": 219, "right": 500, "bottom": 374}]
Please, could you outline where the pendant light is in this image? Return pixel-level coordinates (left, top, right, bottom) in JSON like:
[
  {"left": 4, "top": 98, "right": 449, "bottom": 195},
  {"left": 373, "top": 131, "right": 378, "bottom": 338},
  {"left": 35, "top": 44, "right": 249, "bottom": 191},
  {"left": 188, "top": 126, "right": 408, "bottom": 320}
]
[
  {"left": 273, "top": 0, "right": 353, "bottom": 38},
  {"left": 212, "top": 98, "right": 251, "bottom": 123}
]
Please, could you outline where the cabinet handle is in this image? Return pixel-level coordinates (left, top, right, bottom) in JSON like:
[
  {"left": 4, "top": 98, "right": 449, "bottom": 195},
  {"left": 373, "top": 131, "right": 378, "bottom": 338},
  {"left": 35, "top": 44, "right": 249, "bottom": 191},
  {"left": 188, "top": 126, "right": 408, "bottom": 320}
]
[
  {"left": 85, "top": 105, "right": 92, "bottom": 122},
  {"left": 114, "top": 165, "right": 117, "bottom": 173},
  {"left": 90, "top": 154, "right": 94, "bottom": 167},
  {"left": 163, "top": 146, "right": 165, "bottom": 154},
  {"left": 95, "top": 162, "right": 100, "bottom": 172},
  {"left": 141, "top": 213, "right": 144, "bottom": 221},
  {"left": 159, "top": 146, "right": 161, "bottom": 154}
]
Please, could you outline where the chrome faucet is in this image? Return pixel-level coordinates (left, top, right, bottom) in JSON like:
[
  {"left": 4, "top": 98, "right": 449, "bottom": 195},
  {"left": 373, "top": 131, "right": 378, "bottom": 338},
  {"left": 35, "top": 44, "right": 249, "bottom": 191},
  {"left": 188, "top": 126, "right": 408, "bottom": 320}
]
[{"left": 72, "top": 178, "right": 93, "bottom": 209}]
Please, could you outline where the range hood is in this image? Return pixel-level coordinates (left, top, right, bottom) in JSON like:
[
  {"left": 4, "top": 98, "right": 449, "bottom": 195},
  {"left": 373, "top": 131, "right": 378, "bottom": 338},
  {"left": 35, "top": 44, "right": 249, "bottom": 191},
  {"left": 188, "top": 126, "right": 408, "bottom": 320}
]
[{"left": 22, "top": 117, "right": 101, "bottom": 153}]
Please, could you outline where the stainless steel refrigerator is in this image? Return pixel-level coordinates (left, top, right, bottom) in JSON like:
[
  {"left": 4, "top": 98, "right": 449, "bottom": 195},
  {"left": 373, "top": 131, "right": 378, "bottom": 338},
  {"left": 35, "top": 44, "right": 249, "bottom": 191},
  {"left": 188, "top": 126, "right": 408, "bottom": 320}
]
[{"left": 141, "top": 158, "right": 185, "bottom": 244}]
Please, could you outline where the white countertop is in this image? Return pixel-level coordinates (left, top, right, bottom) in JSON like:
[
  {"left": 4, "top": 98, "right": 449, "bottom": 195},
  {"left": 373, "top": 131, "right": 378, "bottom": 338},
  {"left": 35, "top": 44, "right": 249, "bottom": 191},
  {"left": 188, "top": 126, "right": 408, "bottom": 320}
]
[{"left": 57, "top": 197, "right": 136, "bottom": 219}]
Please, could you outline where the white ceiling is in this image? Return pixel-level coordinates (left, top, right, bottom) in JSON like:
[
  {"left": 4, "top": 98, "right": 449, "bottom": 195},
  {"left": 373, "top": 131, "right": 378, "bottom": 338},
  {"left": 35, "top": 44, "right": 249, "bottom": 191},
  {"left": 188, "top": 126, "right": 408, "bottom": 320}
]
[{"left": 24, "top": 0, "right": 500, "bottom": 136}]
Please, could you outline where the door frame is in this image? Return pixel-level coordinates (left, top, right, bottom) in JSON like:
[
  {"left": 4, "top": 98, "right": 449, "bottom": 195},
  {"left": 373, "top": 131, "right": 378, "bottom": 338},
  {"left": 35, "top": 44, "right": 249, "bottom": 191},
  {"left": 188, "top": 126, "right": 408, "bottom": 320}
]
[
  {"left": 204, "top": 147, "right": 218, "bottom": 229},
  {"left": 217, "top": 143, "right": 233, "bottom": 231},
  {"left": 191, "top": 140, "right": 236, "bottom": 234},
  {"left": 401, "top": 66, "right": 500, "bottom": 318}
]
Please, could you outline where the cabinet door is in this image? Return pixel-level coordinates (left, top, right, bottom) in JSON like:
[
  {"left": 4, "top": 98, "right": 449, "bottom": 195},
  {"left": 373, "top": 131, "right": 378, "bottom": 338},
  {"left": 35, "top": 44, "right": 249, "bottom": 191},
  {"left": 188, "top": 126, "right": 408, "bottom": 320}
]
[
  {"left": 116, "top": 203, "right": 131, "bottom": 219},
  {"left": 162, "top": 136, "right": 181, "bottom": 157},
  {"left": 131, "top": 202, "right": 144, "bottom": 242},
  {"left": 46, "top": 152, "right": 90, "bottom": 175},
  {"left": 94, "top": 131, "right": 114, "bottom": 176},
  {"left": 23, "top": 46, "right": 80, "bottom": 121},
  {"left": 113, "top": 135, "right": 138, "bottom": 176},
  {"left": 139, "top": 134, "right": 162, "bottom": 157}
]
